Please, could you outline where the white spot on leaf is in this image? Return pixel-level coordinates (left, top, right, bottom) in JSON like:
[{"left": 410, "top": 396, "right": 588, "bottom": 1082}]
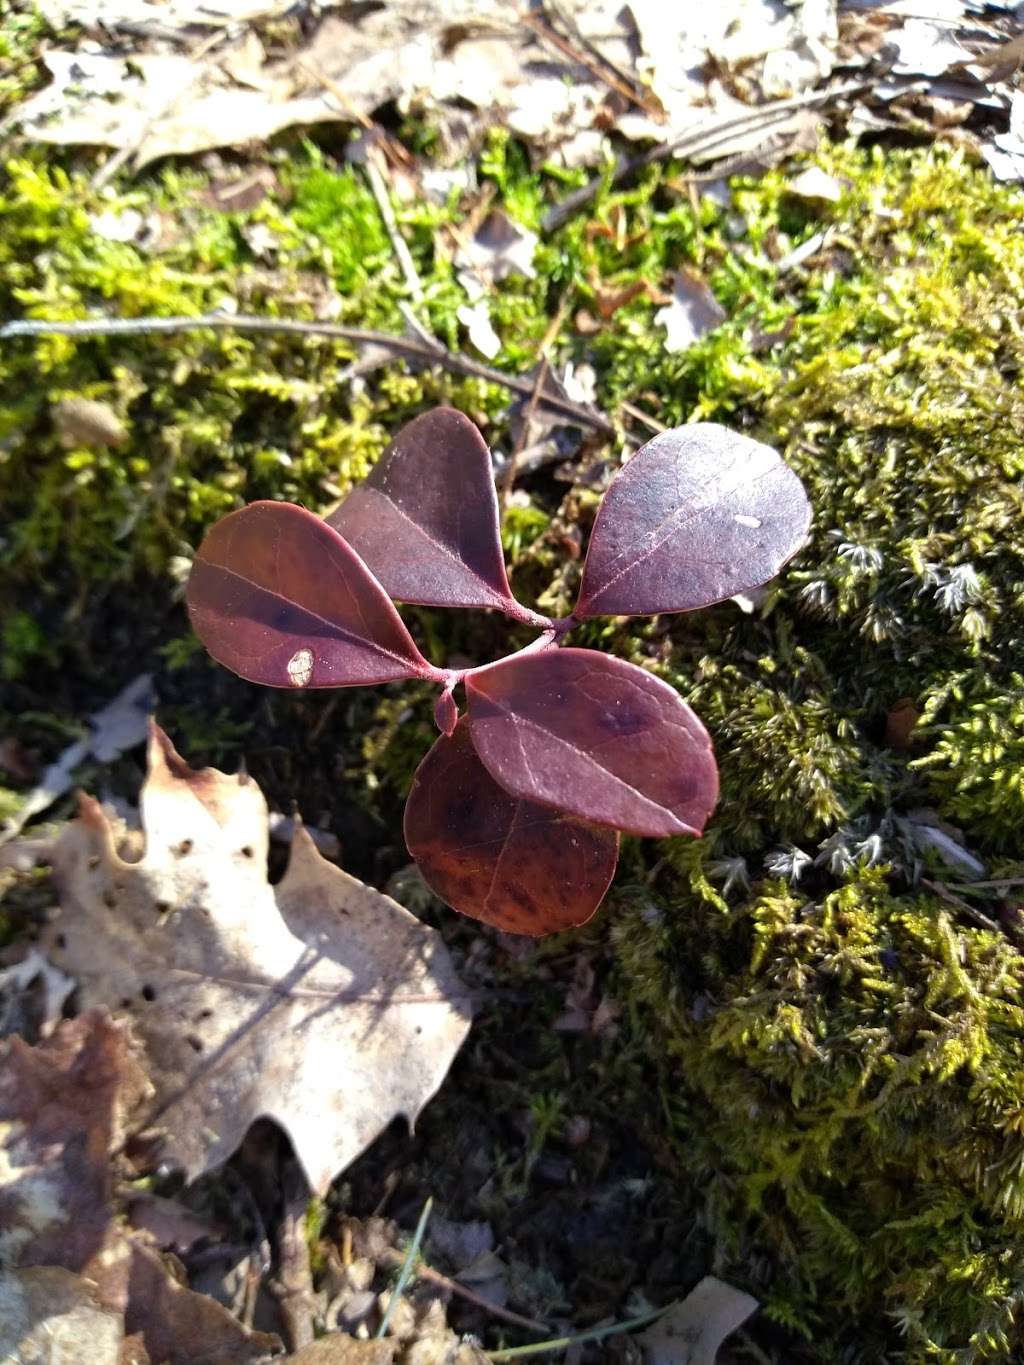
[
  {"left": 287, "top": 648, "right": 314, "bottom": 688},
  {"left": 734, "top": 514, "right": 762, "bottom": 529}
]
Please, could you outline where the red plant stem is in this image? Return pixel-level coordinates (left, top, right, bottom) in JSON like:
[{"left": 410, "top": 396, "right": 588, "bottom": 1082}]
[{"left": 428, "top": 614, "right": 579, "bottom": 729}]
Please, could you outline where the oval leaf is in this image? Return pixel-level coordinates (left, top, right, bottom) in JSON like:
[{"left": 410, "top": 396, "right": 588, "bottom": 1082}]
[
  {"left": 405, "top": 719, "right": 619, "bottom": 936},
  {"left": 466, "top": 648, "right": 717, "bottom": 838},
  {"left": 326, "top": 407, "right": 517, "bottom": 611},
  {"left": 187, "top": 501, "right": 433, "bottom": 688},
  {"left": 576, "top": 423, "right": 811, "bottom": 617}
]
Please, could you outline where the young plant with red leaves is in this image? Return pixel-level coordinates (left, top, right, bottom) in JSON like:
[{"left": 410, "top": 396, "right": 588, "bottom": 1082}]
[{"left": 187, "top": 408, "right": 811, "bottom": 936}]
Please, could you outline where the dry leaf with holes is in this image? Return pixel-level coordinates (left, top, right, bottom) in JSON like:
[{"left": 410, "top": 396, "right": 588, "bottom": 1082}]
[
  {"left": 35, "top": 723, "right": 472, "bottom": 1193},
  {"left": 0, "top": 1010, "right": 280, "bottom": 1364}
]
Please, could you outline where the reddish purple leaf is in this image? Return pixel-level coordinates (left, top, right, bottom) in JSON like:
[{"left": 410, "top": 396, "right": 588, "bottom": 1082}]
[
  {"left": 326, "top": 407, "right": 518, "bottom": 612},
  {"left": 576, "top": 423, "right": 811, "bottom": 618},
  {"left": 187, "top": 501, "right": 434, "bottom": 688},
  {"left": 404, "top": 720, "right": 619, "bottom": 936},
  {"left": 466, "top": 648, "right": 717, "bottom": 838}
]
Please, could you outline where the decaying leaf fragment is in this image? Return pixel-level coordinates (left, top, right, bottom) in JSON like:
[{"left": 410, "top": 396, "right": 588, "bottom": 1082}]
[
  {"left": 654, "top": 270, "right": 727, "bottom": 353},
  {"left": 0, "top": 1266, "right": 123, "bottom": 1365},
  {"left": 0, "top": 1011, "right": 280, "bottom": 1365},
  {"left": 52, "top": 396, "right": 127, "bottom": 449},
  {"left": 454, "top": 210, "right": 538, "bottom": 284},
  {"left": 0, "top": 1011, "right": 144, "bottom": 1276},
  {"left": 42, "top": 724, "right": 472, "bottom": 1193}
]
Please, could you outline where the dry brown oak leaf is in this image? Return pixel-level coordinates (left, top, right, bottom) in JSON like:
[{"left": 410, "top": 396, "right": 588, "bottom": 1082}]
[
  {"left": 41, "top": 724, "right": 473, "bottom": 1193},
  {"left": 0, "top": 1010, "right": 280, "bottom": 1364}
]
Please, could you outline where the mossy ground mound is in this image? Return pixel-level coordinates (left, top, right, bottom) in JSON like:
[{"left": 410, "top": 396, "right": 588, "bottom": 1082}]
[{"left": 2, "top": 129, "right": 1023, "bottom": 1362}]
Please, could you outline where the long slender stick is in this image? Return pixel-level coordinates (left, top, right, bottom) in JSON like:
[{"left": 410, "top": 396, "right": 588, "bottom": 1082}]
[
  {"left": 541, "top": 79, "right": 870, "bottom": 233},
  {"left": 521, "top": 10, "right": 656, "bottom": 117},
  {"left": 0, "top": 315, "right": 615, "bottom": 437},
  {"left": 364, "top": 152, "right": 424, "bottom": 302},
  {"left": 921, "top": 878, "right": 1001, "bottom": 934}
]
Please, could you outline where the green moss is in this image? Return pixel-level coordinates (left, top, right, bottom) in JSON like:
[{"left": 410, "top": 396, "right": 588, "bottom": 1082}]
[
  {"left": 2, "top": 124, "right": 1024, "bottom": 1362},
  {"left": 602, "top": 144, "right": 1024, "bottom": 1361},
  {"left": 611, "top": 867, "right": 1024, "bottom": 1362},
  {"left": 912, "top": 671, "right": 1024, "bottom": 848}
]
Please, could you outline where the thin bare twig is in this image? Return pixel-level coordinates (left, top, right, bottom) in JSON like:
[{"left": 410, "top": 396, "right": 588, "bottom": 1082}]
[
  {"left": 541, "top": 79, "right": 871, "bottom": 233},
  {"left": 545, "top": 0, "right": 661, "bottom": 116},
  {"left": 301, "top": 55, "right": 422, "bottom": 296},
  {"left": 381, "top": 1248, "right": 550, "bottom": 1336},
  {"left": 0, "top": 315, "right": 616, "bottom": 437},
  {"left": 364, "top": 152, "right": 424, "bottom": 302},
  {"left": 299, "top": 57, "right": 416, "bottom": 173},
  {"left": 921, "top": 878, "right": 1001, "bottom": 933},
  {"left": 498, "top": 287, "right": 573, "bottom": 516},
  {"left": 619, "top": 400, "right": 667, "bottom": 434},
  {"left": 538, "top": 290, "right": 573, "bottom": 356},
  {"left": 521, "top": 10, "right": 659, "bottom": 118}
]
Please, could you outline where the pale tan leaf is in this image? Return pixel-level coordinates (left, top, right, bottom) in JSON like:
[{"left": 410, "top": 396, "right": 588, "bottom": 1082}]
[
  {"left": 44, "top": 724, "right": 473, "bottom": 1193},
  {"left": 640, "top": 1277, "right": 758, "bottom": 1365}
]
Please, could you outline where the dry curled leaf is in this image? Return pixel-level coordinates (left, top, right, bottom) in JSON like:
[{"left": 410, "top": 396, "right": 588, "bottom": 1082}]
[
  {"left": 0, "top": 1012, "right": 280, "bottom": 1365},
  {"left": 41, "top": 723, "right": 472, "bottom": 1193},
  {"left": 0, "top": 1265, "right": 124, "bottom": 1365}
]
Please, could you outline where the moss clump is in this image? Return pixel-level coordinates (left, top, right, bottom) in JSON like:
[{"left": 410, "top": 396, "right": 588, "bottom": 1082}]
[
  {"left": 612, "top": 867, "right": 1024, "bottom": 1361},
  {"left": 602, "top": 145, "right": 1024, "bottom": 1361},
  {"left": 2, "top": 117, "right": 1024, "bottom": 1361}
]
